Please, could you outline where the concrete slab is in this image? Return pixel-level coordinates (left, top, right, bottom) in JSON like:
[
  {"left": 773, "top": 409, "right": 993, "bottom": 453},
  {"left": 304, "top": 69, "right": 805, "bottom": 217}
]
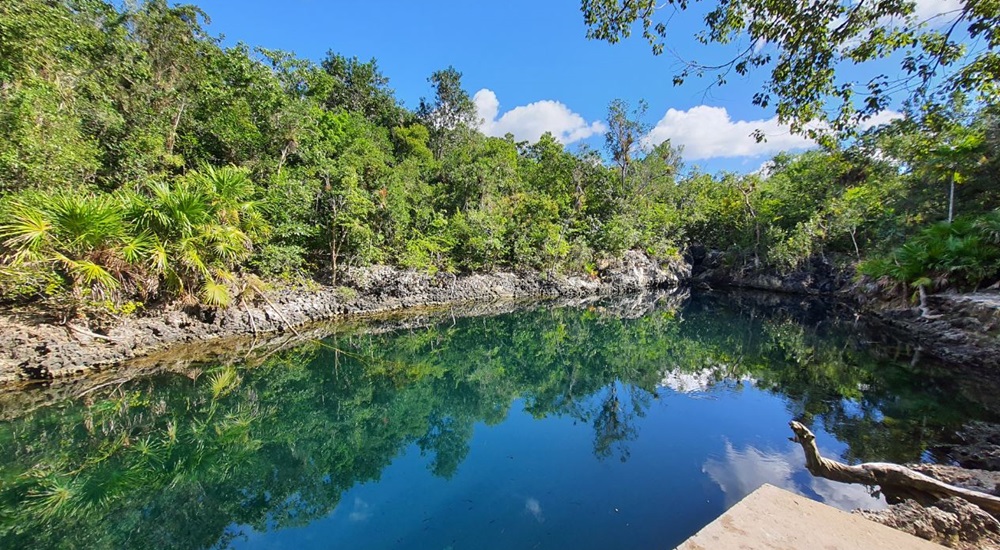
[{"left": 677, "top": 484, "right": 947, "bottom": 550}]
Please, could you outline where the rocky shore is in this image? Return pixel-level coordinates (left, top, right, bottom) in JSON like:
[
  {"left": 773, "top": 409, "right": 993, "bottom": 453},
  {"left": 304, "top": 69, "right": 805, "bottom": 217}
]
[
  {"left": 688, "top": 246, "right": 855, "bottom": 295},
  {"left": 866, "top": 292, "right": 1000, "bottom": 372},
  {"left": 688, "top": 246, "right": 1000, "bottom": 371},
  {"left": 0, "top": 250, "right": 689, "bottom": 385}
]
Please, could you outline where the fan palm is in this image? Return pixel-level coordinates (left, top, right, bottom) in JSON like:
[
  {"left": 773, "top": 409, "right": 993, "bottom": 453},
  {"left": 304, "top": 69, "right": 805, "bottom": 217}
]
[
  {"left": 0, "top": 190, "right": 155, "bottom": 301},
  {"left": 859, "top": 211, "right": 1000, "bottom": 294},
  {"left": 124, "top": 165, "right": 270, "bottom": 306}
]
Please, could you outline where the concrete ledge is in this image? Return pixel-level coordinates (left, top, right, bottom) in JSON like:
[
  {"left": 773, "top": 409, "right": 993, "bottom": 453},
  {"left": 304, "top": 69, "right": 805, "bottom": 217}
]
[{"left": 677, "top": 484, "right": 946, "bottom": 549}]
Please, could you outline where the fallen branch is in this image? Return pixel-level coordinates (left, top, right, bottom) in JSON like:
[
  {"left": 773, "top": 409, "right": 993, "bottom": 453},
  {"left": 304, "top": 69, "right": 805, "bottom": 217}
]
[
  {"left": 789, "top": 420, "right": 1000, "bottom": 517},
  {"left": 66, "top": 323, "right": 121, "bottom": 343},
  {"left": 77, "top": 377, "right": 131, "bottom": 398},
  {"left": 256, "top": 293, "right": 303, "bottom": 338}
]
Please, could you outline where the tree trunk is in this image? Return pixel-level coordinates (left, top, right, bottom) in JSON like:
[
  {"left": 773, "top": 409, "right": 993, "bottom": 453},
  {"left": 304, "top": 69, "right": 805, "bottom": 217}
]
[
  {"left": 850, "top": 227, "right": 861, "bottom": 260},
  {"left": 789, "top": 421, "right": 1000, "bottom": 517},
  {"left": 948, "top": 175, "right": 956, "bottom": 223},
  {"left": 330, "top": 237, "right": 339, "bottom": 286},
  {"left": 165, "top": 100, "right": 186, "bottom": 157}
]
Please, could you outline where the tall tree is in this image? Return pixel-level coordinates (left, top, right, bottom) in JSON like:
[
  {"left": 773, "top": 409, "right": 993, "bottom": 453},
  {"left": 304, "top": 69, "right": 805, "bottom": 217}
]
[
  {"left": 417, "top": 66, "right": 478, "bottom": 158},
  {"left": 604, "top": 99, "right": 649, "bottom": 190},
  {"left": 321, "top": 52, "right": 404, "bottom": 127}
]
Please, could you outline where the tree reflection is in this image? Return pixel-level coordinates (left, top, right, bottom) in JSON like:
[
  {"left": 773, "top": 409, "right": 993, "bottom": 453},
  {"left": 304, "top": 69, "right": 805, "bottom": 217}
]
[{"left": 0, "top": 291, "right": 992, "bottom": 548}]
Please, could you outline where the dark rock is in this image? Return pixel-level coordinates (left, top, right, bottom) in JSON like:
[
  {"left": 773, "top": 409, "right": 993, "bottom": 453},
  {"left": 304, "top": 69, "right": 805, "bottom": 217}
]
[
  {"left": 935, "top": 422, "right": 1000, "bottom": 471},
  {"left": 689, "top": 251, "right": 853, "bottom": 296}
]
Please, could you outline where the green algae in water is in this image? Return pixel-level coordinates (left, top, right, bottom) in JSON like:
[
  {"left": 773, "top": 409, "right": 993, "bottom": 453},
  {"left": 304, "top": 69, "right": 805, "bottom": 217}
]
[{"left": 0, "top": 292, "right": 993, "bottom": 549}]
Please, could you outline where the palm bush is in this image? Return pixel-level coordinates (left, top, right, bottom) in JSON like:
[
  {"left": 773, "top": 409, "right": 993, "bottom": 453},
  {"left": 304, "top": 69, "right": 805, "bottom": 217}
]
[
  {"left": 0, "top": 166, "right": 271, "bottom": 308},
  {"left": 859, "top": 210, "right": 1000, "bottom": 294},
  {"left": 123, "top": 165, "right": 270, "bottom": 307},
  {"left": 0, "top": 189, "right": 158, "bottom": 303}
]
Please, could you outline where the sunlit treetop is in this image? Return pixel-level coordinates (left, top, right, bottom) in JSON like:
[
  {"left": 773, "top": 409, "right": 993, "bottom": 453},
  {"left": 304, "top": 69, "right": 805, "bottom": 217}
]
[{"left": 581, "top": 0, "right": 1000, "bottom": 142}]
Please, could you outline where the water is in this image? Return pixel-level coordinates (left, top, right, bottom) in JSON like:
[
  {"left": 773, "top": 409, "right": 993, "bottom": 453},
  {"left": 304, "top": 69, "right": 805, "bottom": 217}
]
[{"left": 0, "top": 291, "right": 994, "bottom": 549}]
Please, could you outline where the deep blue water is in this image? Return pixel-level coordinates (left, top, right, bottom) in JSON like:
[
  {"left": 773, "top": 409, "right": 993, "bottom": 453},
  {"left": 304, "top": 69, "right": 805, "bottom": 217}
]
[
  {"left": 228, "top": 382, "right": 875, "bottom": 550},
  {"left": 0, "top": 292, "right": 991, "bottom": 549}
]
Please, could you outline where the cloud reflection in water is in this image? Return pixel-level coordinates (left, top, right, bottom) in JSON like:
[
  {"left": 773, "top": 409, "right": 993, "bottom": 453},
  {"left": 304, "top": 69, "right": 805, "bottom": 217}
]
[{"left": 703, "top": 440, "right": 887, "bottom": 512}]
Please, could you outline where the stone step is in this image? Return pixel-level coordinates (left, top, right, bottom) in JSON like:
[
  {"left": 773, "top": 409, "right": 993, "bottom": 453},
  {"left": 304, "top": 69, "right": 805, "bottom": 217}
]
[{"left": 677, "top": 484, "right": 947, "bottom": 550}]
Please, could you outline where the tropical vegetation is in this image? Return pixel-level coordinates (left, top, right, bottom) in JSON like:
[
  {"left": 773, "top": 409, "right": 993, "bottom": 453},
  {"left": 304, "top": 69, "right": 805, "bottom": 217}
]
[{"left": 1, "top": 0, "right": 998, "bottom": 313}]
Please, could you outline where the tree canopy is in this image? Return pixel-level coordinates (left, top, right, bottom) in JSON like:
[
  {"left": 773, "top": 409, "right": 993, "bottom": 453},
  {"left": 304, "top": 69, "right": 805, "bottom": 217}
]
[{"left": 581, "top": 0, "right": 1000, "bottom": 137}]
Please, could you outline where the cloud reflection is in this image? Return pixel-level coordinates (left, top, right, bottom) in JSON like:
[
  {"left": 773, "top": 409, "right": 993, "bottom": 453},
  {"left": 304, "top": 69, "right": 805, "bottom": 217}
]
[
  {"left": 524, "top": 497, "right": 544, "bottom": 523},
  {"left": 659, "top": 368, "right": 753, "bottom": 394},
  {"left": 703, "top": 440, "right": 886, "bottom": 511},
  {"left": 347, "top": 497, "right": 371, "bottom": 522}
]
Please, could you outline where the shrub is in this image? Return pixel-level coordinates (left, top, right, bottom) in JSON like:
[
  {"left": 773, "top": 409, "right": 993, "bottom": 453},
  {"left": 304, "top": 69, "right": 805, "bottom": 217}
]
[{"left": 859, "top": 210, "right": 1000, "bottom": 293}]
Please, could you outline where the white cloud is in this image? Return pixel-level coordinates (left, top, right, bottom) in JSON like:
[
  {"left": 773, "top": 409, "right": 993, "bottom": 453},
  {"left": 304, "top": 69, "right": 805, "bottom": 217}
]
[
  {"left": 644, "top": 105, "right": 903, "bottom": 161},
  {"left": 644, "top": 105, "right": 813, "bottom": 161},
  {"left": 858, "top": 109, "right": 905, "bottom": 130},
  {"left": 834, "top": 0, "right": 962, "bottom": 31},
  {"left": 474, "top": 89, "right": 606, "bottom": 145},
  {"left": 912, "top": 0, "right": 964, "bottom": 25}
]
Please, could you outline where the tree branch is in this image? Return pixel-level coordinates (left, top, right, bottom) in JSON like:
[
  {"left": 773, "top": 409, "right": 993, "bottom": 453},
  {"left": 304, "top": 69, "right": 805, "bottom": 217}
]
[{"left": 789, "top": 420, "right": 1000, "bottom": 517}]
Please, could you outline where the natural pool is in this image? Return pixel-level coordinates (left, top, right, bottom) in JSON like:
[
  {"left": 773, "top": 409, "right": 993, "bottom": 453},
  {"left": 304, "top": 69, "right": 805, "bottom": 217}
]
[{"left": 0, "top": 291, "right": 994, "bottom": 549}]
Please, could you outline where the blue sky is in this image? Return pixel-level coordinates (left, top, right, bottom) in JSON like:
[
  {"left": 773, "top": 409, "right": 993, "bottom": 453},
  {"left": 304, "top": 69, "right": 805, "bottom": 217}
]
[{"left": 189, "top": 0, "right": 961, "bottom": 173}]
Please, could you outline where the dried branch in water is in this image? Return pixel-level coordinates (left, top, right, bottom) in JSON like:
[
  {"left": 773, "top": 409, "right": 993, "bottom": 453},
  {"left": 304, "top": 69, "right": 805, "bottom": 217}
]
[{"left": 789, "top": 420, "right": 1000, "bottom": 517}]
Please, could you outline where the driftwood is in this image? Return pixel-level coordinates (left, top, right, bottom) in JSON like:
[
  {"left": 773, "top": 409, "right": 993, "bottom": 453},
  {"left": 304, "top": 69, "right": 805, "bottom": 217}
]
[{"left": 789, "top": 420, "right": 1000, "bottom": 517}]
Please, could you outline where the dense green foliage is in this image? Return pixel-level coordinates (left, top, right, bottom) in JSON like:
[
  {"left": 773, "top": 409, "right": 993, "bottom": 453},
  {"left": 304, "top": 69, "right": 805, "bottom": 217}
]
[
  {"left": 860, "top": 211, "right": 1000, "bottom": 292},
  {"left": 0, "top": 295, "right": 988, "bottom": 548},
  {"left": 0, "top": 0, "right": 689, "bottom": 307},
  {"left": 1, "top": 0, "right": 998, "bottom": 310}
]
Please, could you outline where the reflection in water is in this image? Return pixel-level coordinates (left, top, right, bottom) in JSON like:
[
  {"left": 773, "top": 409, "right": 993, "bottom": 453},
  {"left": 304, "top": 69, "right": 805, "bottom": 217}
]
[
  {"left": 348, "top": 498, "right": 371, "bottom": 522},
  {"left": 0, "top": 291, "right": 990, "bottom": 549},
  {"left": 592, "top": 384, "right": 643, "bottom": 462},
  {"left": 703, "top": 441, "right": 795, "bottom": 507},
  {"left": 524, "top": 498, "right": 544, "bottom": 523},
  {"left": 660, "top": 367, "right": 754, "bottom": 394},
  {"left": 702, "top": 440, "right": 886, "bottom": 511}
]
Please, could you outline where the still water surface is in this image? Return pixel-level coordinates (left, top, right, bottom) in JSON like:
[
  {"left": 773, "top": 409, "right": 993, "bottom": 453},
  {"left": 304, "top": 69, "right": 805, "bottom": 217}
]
[{"left": 0, "top": 292, "right": 992, "bottom": 549}]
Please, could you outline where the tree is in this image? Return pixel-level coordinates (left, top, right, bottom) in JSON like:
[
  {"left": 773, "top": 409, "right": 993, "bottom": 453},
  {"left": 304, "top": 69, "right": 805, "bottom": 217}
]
[
  {"left": 417, "top": 66, "right": 478, "bottom": 158},
  {"left": 321, "top": 52, "right": 404, "bottom": 127},
  {"left": 580, "top": 0, "right": 1000, "bottom": 138},
  {"left": 928, "top": 130, "right": 985, "bottom": 222},
  {"left": 605, "top": 99, "right": 649, "bottom": 189}
]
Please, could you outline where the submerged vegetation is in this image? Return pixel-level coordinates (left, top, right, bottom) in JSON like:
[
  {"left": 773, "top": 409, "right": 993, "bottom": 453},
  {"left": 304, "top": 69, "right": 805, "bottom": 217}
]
[
  {"left": 1, "top": 0, "right": 998, "bottom": 312},
  {"left": 0, "top": 295, "right": 990, "bottom": 548}
]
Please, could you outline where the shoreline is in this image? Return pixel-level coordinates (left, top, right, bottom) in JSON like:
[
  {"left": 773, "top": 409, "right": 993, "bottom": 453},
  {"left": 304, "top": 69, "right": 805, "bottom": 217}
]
[
  {"left": 3, "top": 249, "right": 998, "bottom": 389},
  {"left": 0, "top": 251, "right": 689, "bottom": 386},
  {"left": 3, "top": 260, "right": 999, "bottom": 548}
]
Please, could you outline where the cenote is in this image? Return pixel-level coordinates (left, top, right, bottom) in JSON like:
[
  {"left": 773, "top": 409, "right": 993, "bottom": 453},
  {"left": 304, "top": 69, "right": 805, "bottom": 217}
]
[{"left": 1, "top": 291, "right": 995, "bottom": 549}]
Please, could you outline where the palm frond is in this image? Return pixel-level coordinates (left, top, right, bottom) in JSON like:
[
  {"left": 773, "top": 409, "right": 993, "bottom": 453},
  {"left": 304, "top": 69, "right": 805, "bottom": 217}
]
[
  {"left": 200, "top": 279, "right": 231, "bottom": 307},
  {"left": 0, "top": 204, "right": 52, "bottom": 256},
  {"left": 208, "top": 366, "right": 241, "bottom": 399},
  {"left": 71, "top": 260, "right": 120, "bottom": 290}
]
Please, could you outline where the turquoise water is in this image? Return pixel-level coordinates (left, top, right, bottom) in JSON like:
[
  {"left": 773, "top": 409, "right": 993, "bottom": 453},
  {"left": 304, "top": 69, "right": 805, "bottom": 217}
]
[{"left": 0, "top": 292, "right": 992, "bottom": 549}]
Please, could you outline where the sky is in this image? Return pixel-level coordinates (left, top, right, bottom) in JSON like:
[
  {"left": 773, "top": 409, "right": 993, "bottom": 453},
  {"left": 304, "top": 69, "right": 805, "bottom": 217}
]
[{"left": 188, "top": 0, "right": 963, "bottom": 173}]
